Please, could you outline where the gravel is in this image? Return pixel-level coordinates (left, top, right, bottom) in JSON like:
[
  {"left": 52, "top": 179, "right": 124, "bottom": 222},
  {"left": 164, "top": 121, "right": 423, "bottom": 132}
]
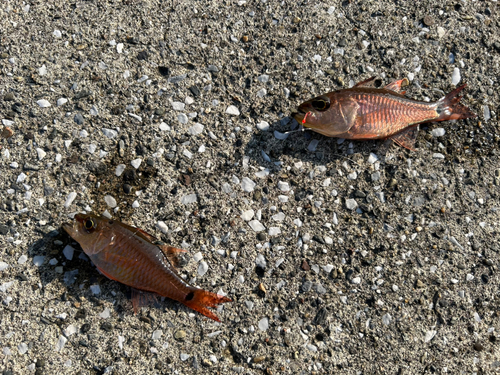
[{"left": 0, "top": 1, "right": 498, "bottom": 375}]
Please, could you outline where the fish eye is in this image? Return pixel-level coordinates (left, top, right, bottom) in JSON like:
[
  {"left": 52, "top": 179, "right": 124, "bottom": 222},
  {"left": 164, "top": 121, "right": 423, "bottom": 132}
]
[
  {"left": 84, "top": 219, "right": 95, "bottom": 231},
  {"left": 311, "top": 97, "right": 330, "bottom": 111}
]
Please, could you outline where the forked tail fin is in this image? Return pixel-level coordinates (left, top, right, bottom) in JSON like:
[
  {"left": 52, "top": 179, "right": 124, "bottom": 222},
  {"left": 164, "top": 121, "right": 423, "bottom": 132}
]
[
  {"left": 182, "top": 288, "right": 232, "bottom": 322},
  {"left": 436, "top": 84, "right": 476, "bottom": 121}
]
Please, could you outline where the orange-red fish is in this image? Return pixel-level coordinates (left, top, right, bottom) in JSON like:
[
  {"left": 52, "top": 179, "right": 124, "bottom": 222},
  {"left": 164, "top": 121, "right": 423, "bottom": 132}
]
[
  {"left": 63, "top": 214, "right": 231, "bottom": 322},
  {"left": 293, "top": 77, "right": 476, "bottom": 150}
]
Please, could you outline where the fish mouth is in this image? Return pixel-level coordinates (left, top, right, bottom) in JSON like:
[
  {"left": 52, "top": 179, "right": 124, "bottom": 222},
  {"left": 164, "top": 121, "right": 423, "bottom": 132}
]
[
  {"left": 292, "top": 108, "right": 306, "bottom": 123},
  {"left": 62, "top": 221, "right": 77, "bottom": 238}
]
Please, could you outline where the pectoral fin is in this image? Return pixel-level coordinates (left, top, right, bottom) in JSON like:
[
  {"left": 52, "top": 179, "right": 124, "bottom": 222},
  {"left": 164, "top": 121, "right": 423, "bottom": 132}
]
[{"left": 390, "top": 126, "right": 419, "bottom": 151}]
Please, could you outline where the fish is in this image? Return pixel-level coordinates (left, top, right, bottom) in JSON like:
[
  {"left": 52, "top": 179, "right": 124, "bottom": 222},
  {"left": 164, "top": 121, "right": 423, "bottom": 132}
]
[
  {"left": 62, "top": 213, "right": 231, "bottom": 322},
  {"left": 293, "top": 77, "right": 476, "bottom": 150}
]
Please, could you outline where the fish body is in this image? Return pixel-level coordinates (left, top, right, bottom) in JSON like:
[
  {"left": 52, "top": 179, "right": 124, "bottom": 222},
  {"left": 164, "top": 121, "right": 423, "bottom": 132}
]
[
  {"left": 63, "top": 214, "right": 231, "bottom": 322},
  {"left": 294, "top": 77, "right": 476, "bottom": 150}
]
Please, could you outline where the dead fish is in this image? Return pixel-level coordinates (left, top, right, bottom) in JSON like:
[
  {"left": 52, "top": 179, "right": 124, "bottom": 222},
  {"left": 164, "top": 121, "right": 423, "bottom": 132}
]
[
  {"left": 293, "top": 77, "right": 476, "bottom": 150},
  {"left": 63, "top": 213, "right": 231, "bottom": 322}
]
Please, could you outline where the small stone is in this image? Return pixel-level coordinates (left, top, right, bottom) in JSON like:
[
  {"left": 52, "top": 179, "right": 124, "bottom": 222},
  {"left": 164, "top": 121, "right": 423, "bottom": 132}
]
[
  {"left": 258, "top": 317, "right": 269, "bottom": 331},
  {"left": 367, "top": 153, "right": 378, "bottom": 164},
  {"left": 36, "top": 99, "right": 51, "bottom": 108},
  {"left": 437, "top": 26, "right": 446, "bottom": 39},
  {"left": 131, "top": 159, "right": 142, "bottom": 169},
  {"left": 249, "top": 220, "right": 265, "bottom": 232},
  {"left": 256, "top": 88, "right": 267, "bottom": 98},
  {"left": 301, "top": 280, "right": 312, "bottom": 292},
  {"left": 416, "top": 279, "right": 424, "bottom": 288},
  {"left": 64, "top": 192, "right": 77, "bottom": 208},
  {"left": 268, "top": 227, "right": 281, "bottom": 236},
  {"left": 171, "top": 102, "right": 185, "bottom": 111},
  {"left": 241, "top": 209, "right": 254, "bottom": 221},
  {"left": 152, "top": 330, "right": 163, "bottom": 340},
  {"left": 256, "top": 121, "right": 270, "bottom": 131},
  {"left": 226, "top": 105, "right": 240, "bottom": 116},
  {"left": 102, "top": 128, "right": 118, "bottom": 138},
  {"left": 451, "top": 67, "right": 461, "bottom": 85},
  {"left": 473, "top": 342, "right": 484, "bottom": 352},
  {"left": 241, "top": 177, "right": 256, "bottom": 192},
  {"left": 423, "top": 15, "right": 435, "bottom": 26},
  {"left": 104, "top": 195, "right": 117, "bottom": 208},
  {"left": 345, "top": 199, "right": 358, "bottom": 210},
  {"left": 424, "top": 330, "right": 437, "bottom": 343},
  {"left": 57, "top": 98, "right": 68, "bottom": 106},
  {"left": 432, "top": 153, "right": 445, "bottom": 159},
  {"left": 55, "top": 336, "right": 67, "bottom": 352},
  {"left": 63, "top": 245, "right": 75, "bottom": 260},
  {"left": 257, "top": 75, "right": 269, "bottom": 83},
  {"left": 178, "top": 113, "right": 188, "bottom": 124},
  {"left": 174, "top": 330, "right": 186, "bottom": 341},
  {"left": 36, "top": 148, "right": 47, "bottom": 160},
  {"left": 198, "top": 261, "right": 208, "bottom": 276},
  {"left": 188, "top": 123, "right": 204, "bottom": 135},
  {"left": 181, "top": 194, "right": 197, "bottom": 204},
  {"left": 156, "top": 221, "right": 168, "bottom": 234},
  {"left": 382, "top": 313, "right": 392, "bottom": 325},
  {"left": 74, "top": 113, "right": 84, "bottom": 125},
  {"left": 351, "top": 277, "right": 361, "bottom": 284},
  {"left": 277, "top": 181, "right": 290, "bottom": 192},
  {"left": 431, "top": 128, "right": 446, "bottom": 137},
  {"left": 255, "top": 254, "right": 267, "bottom": 268},
  {"left": 180, "top": 353, "right": 190, "bottom": 361},
  {"left": 115, "top": 164, "right": 126, "bottom": 176}
]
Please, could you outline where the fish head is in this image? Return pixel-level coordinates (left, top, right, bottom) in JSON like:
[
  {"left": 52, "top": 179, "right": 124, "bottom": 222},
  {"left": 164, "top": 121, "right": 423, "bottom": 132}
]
[
  {"left": 293, "top": 93, "right": 355, "bottom": 137},
  {"left": 63, "top": 213, "right": 114, "bottom": 255},
  {"left": 293, "top": 94, "right": 335, "bottom": 133}
]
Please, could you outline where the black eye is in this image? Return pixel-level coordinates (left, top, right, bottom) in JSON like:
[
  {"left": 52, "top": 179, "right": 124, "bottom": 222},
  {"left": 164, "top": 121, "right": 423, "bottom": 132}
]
[
  {"left": 311, "top": 98, "right": 330, "bottom": 111},
  {"left": 84, "top": 219, "right": 95, "bottom": 230}
]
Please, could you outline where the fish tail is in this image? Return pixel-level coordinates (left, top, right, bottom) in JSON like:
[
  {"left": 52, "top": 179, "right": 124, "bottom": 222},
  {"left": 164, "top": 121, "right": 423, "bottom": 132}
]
[
  {"left": 182, "top": 288, "right": 232, "bottom": 322},
  {"left": 436, "top": 84, "right": 476, "bottom": 121}
]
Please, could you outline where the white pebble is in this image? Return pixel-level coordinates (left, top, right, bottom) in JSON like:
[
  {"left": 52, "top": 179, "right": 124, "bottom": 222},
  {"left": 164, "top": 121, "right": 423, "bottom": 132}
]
[
  {"left": 277, "top": 181, "right": 290, "bottom": 192},
  {"left": 258, "top": 317, "right": 269, "bottom": 331},
  {"left": 272, "top": 212, "right": 285, "bottom": 221},
  {"left": 433, "top": 153, "right": 445, "bottom": 159},
  {"left": 424, "top": 330, "right": 437, "bottom": 343},
  {"left": 177, "top": 113, "right": 188, "bottom": 124},
  {"left": 90, "top": 285, "right": 101, "bottom": 295},
  {"left": 345, "top": 199, "right": 358, "bottom": 210},
  {"left": 268, "top": 227, "right": 281, "bottom": 236},
  {"left": 248, "top": 220, "right": 265, "bottom": 232},
  {"left": 240, "top": 209, "right": 255, "bottom": 221},
  {"left": 53, "top": 29, "right": 62, "bottom": 38},
  {"left": 116, "top": 43, "right": 124, "bottom": 53},
  {"left": 63, "top": 325, "right": 78, "bottom": 337},
  {"left": 102, "top": 128, "right": 118, "bottom": 138},
  {"left": 152, "top": 330, "right": 163, "bottom": 340},
  {"left": 38, "top": 65, "right": 47, "bottom": 76},
  {"left": 483, "top": 105, "right": 491, "bottom": 122},
  {"left": 64, "top": 192, "right": 77, "bottom": 208},
  {"left": 198, "top": 261, "right": 209, "bottom": 276},
  {"left": 256, "top": 121, "right": 270, "bottom": 131},
  {"left": 180, "top": 353, "right": 190, "bottom": 361},
  {"left": 36, "top": 148, "right": 46, "bottom": 160},
  {"left": 226, "top": 105, "right": 240, "bottom": 116},
  {"left": 171, "top": 102, "right": 185, "bottom": 111},
  {"left": 115, "top": 164, "right": 126, "bottom": 176},
  {"left": 367, "top": 153, "right": 378, "bottom": 164},
  {"left": 99, "top": 307, "right": 110, "bottom": 319},
  {"left": 18, "top": 255, "right": 28, "bottom": 264},
  {"left": 382, "top": 313, "right": 391, "bottom": 325},
  {"left": 351, "top": 277, "right": 361, "bottom": 284},
  {"left": 159, "top": 122, "right": 170, "bottom": 131},
  {"left": 17, "top": 173, "right": 27, "bottom": 183},
  {"left": 0, "top": 262, "right": 8, "bottom": 272},
  {"left": 104, "top": 195, "right": 117, "bottom": 208},
  {"left": 57, "top": 98, "right": 68, "bottom": 106},
  {"left": 256, "top": 88, "right": 267, "bottom": 98},
  {"left": 451, "top": 67, "right": 461, "bottom": 85},
  {"left": 431, "top": 128, "right": 446, "bottom": 137},
  {"left": 55, "top": 336, "right": 67, "bottom": 352},
  {"left": 181, "top": 194, "right": 197, "bottom": 204},
  {"left": 132, "top": 200, "right": 140, "bottom": 208},
  {"left": 36, "top": 99, "right": 51, "bottom": 108},
  {"left": 188, "top": 123, "right": 204, "bottom": 135},
  {"left": 156, "top": 221, "right": 168, "bottom": 234},
  {"left": 257, "top": 75, "right": 269, "bottom": 83},
  {"left": 241, "top": 177, "right": 256, "bottom": 192},
  {"left": 131, "top": 158, "right": 142, "bottom": 169}
]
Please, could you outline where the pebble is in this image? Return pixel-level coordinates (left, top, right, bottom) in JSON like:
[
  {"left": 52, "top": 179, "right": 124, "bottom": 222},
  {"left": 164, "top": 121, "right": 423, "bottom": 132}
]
[
  {"left": 258, "top": 317, "right": 269, "bottom": 331},
  {"left": 345, "top": 199, "right": 358, "bottom": 210},
  {"left": 256, "top": 121, "right": 270, "bottom": 131},
  {"left": 36, "top": 99, "right": 51, "bottom": 108},
  {"left": 432, "top": 128, "right": 446, "bottom": 137},
  {"left": 174, "top": 330, "right": 186, "bottom": 341},
  {"left": 198, "top": 261, "right": 208, "bottom": 276},
  {"left": 268, "top": 227, "right": 281, "bottom": 236},
  {"left": 115, "top": 164, "right": 126, "bottom": 176},
  {"left": 257, "top": 74, "right": 269, "bottom": 83},
  {"left": 156, "top": 221, "right": 168, "bottom": 234},
  {"left": 255, "top": 254, "right": 267, "bottom": 268},
  {"left": 0, "top": 262, "right": 8, "bottom": 271},
  {"left": 171, "top": 102, "right": 185, "bottom": 111},
  {"left": 188, "top": 123, "right": 204, "bottom": 135},
  {"left": 90, "top": 285, "right": 101, "bottom": 295},
  {"left": 277, "top": 181, "right": 290, "bottom": 192},
  {"left": 102, "top": 128, "right": 118, "bottom": 139},
  {"left": 241, "top": 209, "right": 254, "bottom": 221},
  {"left": 424, "top": 330, "right": 437, "bottom": 343},
  {"left": 152, "top": 330, "right": 162, "bottom": 340},
  {"left": 226, "top": 105, "right": 240, "bottom": 116},
  {"left": 181, "top": 194, "right": 197, "bottom": 204},
  {"left": 178, "top": 113, "right": 188, "bottom": 124},
  {"left": 483, "top": 105, "right": 491, "bottom": 122},
  {"left": 18, "top": 255, "right": 28, "bottom": 264},
  {"left": 351, "top": 277, "right": 361, "bottom": 284},
  {"left": 57, "top": 98, "right": 68, "bottom": 106},
  {"left": 432, "top": 153, "right": 445, "bottom": 159},
  {"left": 55, "top": 336, "right": 67, "bottom": 352},
  {"left": 36, "top": 148, "right": 46, "bottom": 160},
  {"left": 256, "top": 88, "right": 267, "bottom": 97},
  {"left": 74, "top": 113, "right": 84, "bottom": 125},
  {"left": 382, "top": 313, "right": 391, "bottom": 325},
  {"left": 451, "top": 67, "right": 461, "bottom": 85},
  {"left": 180, "top": 353, "right": 190, "bottom": 361},
  {"left": 104, "top": 195, "right": 117, "bottom": 208},
  {"left": 63, "top": 245, "right": 75, "bottom": 260},
  {"left": 131, "top": 159, "right": 142, "bottom": 169},
  {"left": 64, "top": 192, "right": 77, "bottom": 208},
  {"left": 99, "top": 307, "right": 110, "bottom": 319},
  {"left": 367, "top": 153, "right": 378, "bottom": 164},
  {"left": 241, "top": 177, "right": 256, "bottom": 192}
]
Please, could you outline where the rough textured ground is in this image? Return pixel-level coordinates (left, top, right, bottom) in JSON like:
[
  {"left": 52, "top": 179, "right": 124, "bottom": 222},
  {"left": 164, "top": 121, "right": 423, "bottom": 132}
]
[{"left": 1, "top": 0, "right": 500, "bottom": 374}]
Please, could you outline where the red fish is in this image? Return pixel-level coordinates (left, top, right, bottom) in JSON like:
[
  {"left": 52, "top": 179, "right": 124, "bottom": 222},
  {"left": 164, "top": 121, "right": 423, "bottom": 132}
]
[
  {"left": 63, "top": 214, "right": 231, "bottom": 322},
  {"left": 293, "top": 77, "right": 476, "bottom": 150}
]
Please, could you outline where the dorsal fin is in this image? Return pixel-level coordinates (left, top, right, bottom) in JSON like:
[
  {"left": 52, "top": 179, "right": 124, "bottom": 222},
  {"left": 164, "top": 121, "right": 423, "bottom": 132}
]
[
  {"left": 158, "top": 245, "right": 187, "bottom": 268},
  {"left": 353, "top": 76, "right": 378, "bottom": 88},
  {"left": 384, "top": 78, "right": 409, "bottom": 93}
]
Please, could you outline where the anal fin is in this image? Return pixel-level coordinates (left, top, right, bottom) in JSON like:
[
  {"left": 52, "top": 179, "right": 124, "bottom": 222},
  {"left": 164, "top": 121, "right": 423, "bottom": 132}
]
[
  {"left": 384, "top": 78, "right": 409, "bottom": 93},
  {"left": 131, "top": 288, "right": 160, "bottom": 314},
  {"left": 390, "top": 126, "right": 419, "bottom": 151}
]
